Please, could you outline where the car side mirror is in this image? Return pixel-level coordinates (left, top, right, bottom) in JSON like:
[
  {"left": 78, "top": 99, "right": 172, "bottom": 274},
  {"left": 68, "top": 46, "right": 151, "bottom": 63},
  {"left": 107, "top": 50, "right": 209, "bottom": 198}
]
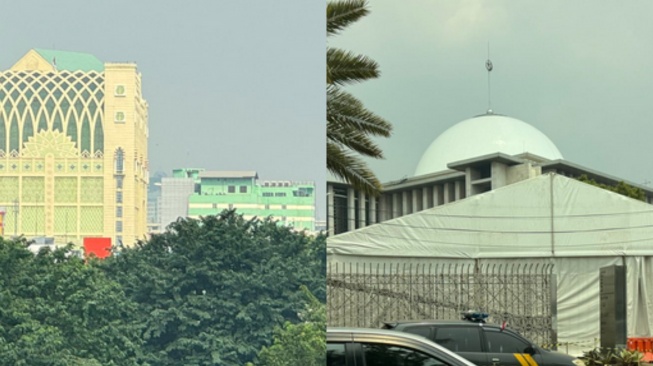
[{"left": 524, "top": 346, "right": 536, "bottom": 355}]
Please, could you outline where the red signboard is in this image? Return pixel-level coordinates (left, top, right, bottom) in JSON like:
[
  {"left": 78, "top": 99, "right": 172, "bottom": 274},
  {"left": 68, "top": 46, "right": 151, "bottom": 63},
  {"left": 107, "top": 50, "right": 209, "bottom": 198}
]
[{"left": 83, "top": 237, "right": 112, "bottom": 259}]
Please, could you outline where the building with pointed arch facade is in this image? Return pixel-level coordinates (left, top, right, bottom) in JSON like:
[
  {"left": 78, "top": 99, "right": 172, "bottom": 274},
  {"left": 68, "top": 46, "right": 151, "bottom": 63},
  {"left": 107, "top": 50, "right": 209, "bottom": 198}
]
[{"left": 0, "top": 49, "right": 148, "bottom": 247}]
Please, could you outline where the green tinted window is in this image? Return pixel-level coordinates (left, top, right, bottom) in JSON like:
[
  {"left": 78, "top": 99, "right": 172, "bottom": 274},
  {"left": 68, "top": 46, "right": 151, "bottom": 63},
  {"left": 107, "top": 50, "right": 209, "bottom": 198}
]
[
  {"left": 93, "top": 118, "right": 103, "bottom": 153},
  {"left": 45, "top": 97, "right": 55, "bottom": 114},
  {"left": 81, "top": 116, "right": 91, "bottom": 153},
  {"left": 23, "top": 113, "right": 34, "bottom": 144},
  {"left": 88, "top": 99, "right": 97, "bottom": 118},
  {"left": 37, "top": 111, "right": 48, "bottom": 132},
  {"left": 9, "top": 114, "right": 19, "bottom": 152},
  {"left": 73, "top": 99, "right": 84, "bottom": 116},
  {"left": 30, "top": 99, "right": 40, "bottom": 117},
  {"left": 66, "top": 114, "right": 78, "bottom": 146},
  {"left": 0, "top": 113, "right": 5, "bottom": 152},
  {"left": 60, "top": 98, "right": 70, "bottom": 117},
  {"left": 52, "top": 111, "right": 63, "bottom": 132}
]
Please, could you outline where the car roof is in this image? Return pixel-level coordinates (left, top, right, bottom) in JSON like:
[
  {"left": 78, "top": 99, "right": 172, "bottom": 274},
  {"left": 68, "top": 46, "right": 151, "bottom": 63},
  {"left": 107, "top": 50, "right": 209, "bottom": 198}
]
[
  {"left": 384, "top": 319, "right": 503, "bottom": 328},
  {"left": 327, "top": 327, "right": 477, "bottom": 366},
  {"left": 329, "top": 327, "right": 437, "bottom": 338}
]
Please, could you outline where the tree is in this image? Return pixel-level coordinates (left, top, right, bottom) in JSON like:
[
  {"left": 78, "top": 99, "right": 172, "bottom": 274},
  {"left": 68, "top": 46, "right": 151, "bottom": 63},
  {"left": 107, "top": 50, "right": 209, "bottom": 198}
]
[
  {"left": 0, "top": 211, "right": 324, "bottom": 365},
  {"left": 577, "top": 174, "right": 646, "bottom": 201},
  {"left": 254, "top": 286, "right": 326, "bottom": 366},
  {"left": 327, "top": 0, "right": 392, "bottom": 196},
  {"left": 0, "top": 239, "right": 145, "bottom": 365},
  {"left": 101, "top": 210, "right": 326, "bottom": 365}
]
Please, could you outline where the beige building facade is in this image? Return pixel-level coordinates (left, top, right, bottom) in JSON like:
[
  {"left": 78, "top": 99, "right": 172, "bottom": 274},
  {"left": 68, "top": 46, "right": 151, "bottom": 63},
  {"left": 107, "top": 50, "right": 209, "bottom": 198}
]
[{"left": 0, "top": 49, "right": 148, "bottom": 246}]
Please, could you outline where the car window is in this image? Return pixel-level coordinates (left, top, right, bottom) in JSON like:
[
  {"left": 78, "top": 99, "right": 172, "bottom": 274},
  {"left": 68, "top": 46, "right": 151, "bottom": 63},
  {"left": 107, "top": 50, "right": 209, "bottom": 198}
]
[
  {"left": 361, "top": 343, "right": 450, "bottom": 366},
  {"left": 433, "top": 327, "right": 482, "bottom": 352},
  {"left": 327, "top": 343, "right": 347, "bottom": 366},
  {"left": 404, "top": 326, "right": 432, "bottom": 339},
  {"left": 484, "top": 330, "right": 530, "bottom": 354}
]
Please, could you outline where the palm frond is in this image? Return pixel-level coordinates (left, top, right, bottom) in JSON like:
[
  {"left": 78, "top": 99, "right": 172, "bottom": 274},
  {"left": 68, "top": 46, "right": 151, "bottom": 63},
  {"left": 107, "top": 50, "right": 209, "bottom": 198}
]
[
  {"left": 328, "top": 123, "right": 384, "bottom": 159},
  {"left": 327, "top": 48, "right": 379, "bottom": 85},
  {"left": 327, "top": 86, "right": 391, "bottom": 137},
  {"left": 326, "top": 0, "right": 389, "bottom": 197},
  {"left": 327, "top": 142, "right": 382, "bottom": 196},
  {"left": 327, "top": 0, "right": 369, "bottom": 36}
]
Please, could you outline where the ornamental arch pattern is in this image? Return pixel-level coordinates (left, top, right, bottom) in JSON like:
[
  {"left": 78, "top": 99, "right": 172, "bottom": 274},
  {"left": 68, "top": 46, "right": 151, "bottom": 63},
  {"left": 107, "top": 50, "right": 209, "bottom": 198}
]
[{"left": 0, "top": 70, "right": 105, "bottom": 157}]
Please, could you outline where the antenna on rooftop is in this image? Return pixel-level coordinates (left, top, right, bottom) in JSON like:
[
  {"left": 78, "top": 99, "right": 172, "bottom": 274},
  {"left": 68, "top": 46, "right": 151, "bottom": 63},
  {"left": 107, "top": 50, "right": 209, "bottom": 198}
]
[{"left": 485, "top": 42, "right": 493, "bottom": 114}]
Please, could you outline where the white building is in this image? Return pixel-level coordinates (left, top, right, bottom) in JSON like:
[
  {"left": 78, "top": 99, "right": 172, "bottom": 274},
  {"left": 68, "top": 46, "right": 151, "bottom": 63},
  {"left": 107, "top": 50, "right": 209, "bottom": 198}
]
[
  {"left": 327, "top": 112, "right": 653, "bottom": 236},
  {"left": 326, "top": 111, "right": 653, "bottom": 353}
]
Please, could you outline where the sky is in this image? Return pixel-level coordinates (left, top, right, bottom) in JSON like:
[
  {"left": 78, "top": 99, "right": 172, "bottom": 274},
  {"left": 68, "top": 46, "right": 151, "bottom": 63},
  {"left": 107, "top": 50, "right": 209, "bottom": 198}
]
[
  {"left": 329, "top": 1, "right": 653, "bottom": 188},
  {"left": 1, "top": 1, "right": 326, "bottom": 219}
]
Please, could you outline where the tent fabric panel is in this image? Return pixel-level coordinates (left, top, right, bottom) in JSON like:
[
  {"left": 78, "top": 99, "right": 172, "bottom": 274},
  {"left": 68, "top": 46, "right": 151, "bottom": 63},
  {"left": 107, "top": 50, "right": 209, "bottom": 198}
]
[{"left": 329, "top": 174, "right": 653, "bottom": 259}]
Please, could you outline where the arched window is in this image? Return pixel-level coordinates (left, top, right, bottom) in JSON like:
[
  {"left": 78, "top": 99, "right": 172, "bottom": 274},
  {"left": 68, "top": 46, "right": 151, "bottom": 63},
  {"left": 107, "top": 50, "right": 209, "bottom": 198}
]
[
  {"left": 0, "top": 114, "right": 5, "bottom": 154},
  {"left": 115, "top": 148, "right": 124, "bottom": 174},
  {"left": 66, "top": 113, "right": 77, "bottom": 147},
  {"left": 23, "top": 113, "right": 34, "bottom": 144},
  {"left": 37, "top": 111, "right": 48, "bottom": 132},
  {"left": 9, "top": 114, "right": 19, "bottom": 153},
  {"left": 80, "top": 115, "right": 91, "bottom": 154},
  {"left": 93, "top": 118, "right": 104, "bottom": 154},
  {"left": 52, "top": 110, "right": 63, "bottom": 132}
]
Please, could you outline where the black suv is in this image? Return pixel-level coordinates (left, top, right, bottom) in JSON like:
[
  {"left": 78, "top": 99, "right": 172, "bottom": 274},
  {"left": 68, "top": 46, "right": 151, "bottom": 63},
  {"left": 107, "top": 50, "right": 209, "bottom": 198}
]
[{"left": 382, "top": 319, "right": 583, "bottom": 366}]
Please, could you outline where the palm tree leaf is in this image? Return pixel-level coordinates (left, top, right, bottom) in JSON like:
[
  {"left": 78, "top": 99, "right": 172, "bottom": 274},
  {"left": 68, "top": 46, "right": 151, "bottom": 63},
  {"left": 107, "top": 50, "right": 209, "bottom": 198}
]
[
  {"left": 327, "top": 142, "right": 382, "bottom": 196},
  {"left": 327, "top": 48, "right": 379, "bottom": 85},
  {"left": 326, "top": 0, "right": 390, "bottom": 196},
  {"left": 327, "top": 0, "right": 369, "bottom": 36},
  {"left": 328, "top": 124, "right": 384, "bottom": 159},
  {"left": 327, "top": 86, "right": 391, "bottom": 137}
]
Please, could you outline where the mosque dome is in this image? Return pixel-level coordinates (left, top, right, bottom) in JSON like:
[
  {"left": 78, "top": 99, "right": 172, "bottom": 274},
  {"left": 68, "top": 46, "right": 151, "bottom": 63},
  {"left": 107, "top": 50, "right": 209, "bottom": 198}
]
[{"left": 414, "top": 113, "right": 563, "bottom": 176}]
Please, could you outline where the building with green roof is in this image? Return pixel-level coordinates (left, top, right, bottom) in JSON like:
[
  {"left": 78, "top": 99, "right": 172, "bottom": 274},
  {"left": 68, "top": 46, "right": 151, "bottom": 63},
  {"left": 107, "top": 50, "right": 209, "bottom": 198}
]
[
  {"left": 158, "top": 169, "right": 316, "bottom": 232},
  {"left": 0, "top": 49, "right": 149, "bottom": 248},
  {"left": 33, "top": 49, "right": 105, "bottom": 72}
]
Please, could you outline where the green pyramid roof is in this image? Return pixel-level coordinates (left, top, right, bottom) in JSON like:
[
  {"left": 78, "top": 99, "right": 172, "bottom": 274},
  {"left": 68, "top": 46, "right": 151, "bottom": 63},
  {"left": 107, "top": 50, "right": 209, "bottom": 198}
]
[{"left": 34, "top": 48, "right": 104, "bottom": 72}]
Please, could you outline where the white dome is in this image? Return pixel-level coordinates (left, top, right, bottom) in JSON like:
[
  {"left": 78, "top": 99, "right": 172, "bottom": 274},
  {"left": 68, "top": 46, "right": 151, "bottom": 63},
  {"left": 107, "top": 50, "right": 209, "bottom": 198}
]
[{"left": 414, "top": 114, "right": 563, "bottom": 176}]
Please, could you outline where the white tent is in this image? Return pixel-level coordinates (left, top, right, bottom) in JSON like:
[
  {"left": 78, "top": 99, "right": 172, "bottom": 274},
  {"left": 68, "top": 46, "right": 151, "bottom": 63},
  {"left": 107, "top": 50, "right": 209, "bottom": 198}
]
[{"left": 328, "top": 173, "right": 653, "bottom": 352}]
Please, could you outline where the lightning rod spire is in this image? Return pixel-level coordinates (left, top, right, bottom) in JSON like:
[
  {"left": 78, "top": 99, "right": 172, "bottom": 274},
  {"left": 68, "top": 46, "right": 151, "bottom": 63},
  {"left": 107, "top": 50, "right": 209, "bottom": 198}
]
[{"left": 486, "top": 42, "right": 493, "bottom": 114}]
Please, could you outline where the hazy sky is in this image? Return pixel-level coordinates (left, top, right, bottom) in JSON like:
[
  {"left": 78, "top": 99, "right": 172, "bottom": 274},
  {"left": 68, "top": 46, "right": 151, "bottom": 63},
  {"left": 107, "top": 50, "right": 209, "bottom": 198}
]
[
  {"left": 1, "top": 1, "right": 326, "bottom": 218},
  {"left": 329, "top": 1, "right": 653, "bottom": 187}
]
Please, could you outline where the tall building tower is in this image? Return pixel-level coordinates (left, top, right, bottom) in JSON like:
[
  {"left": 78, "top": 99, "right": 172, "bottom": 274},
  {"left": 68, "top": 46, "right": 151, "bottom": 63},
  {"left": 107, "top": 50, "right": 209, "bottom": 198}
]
[{"left": 0, "top": 49, "right": 149, "bottom": 246}]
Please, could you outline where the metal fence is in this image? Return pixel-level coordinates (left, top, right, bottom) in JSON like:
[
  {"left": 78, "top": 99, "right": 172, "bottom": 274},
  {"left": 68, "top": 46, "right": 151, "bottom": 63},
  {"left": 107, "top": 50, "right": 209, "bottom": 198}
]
[{"left": 327, "top": 261, "right": 557, "bottom": 347}]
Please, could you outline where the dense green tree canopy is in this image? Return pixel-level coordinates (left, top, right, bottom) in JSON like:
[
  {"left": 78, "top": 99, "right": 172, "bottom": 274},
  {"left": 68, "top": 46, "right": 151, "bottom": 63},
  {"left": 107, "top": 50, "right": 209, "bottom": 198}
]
[
  {"left": 0, "top": 210, "right": 325, "bottom": 365},
  {"left": 254, "top": 286, "right": 326, "bottom": 366},
  {"left": 577, "top": 174, "right": 646, "bottom": 201},
  {"left": 0, "top": 240, "right": 144, "bottom": 365}
]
